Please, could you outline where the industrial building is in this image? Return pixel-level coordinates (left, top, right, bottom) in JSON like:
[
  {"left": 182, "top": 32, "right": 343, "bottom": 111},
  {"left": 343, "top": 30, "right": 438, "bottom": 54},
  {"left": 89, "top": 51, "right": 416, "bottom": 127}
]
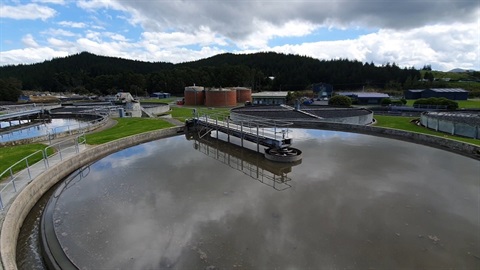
[
  {"left": 251, "top": 91, "right": 289, "bottom": 105},
  {"left": 404, "top": 88, "right": 468, "bottom": 100},
  {"left": 336, "top": 92, "right": 389, "bottom": 105},
  {"left": 184, "top": 86, "right": 252, "bottom": 107}
]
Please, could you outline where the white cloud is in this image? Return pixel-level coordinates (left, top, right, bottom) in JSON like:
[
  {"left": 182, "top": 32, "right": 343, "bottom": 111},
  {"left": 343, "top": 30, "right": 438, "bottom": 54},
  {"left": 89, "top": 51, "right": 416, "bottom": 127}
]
[
  {"left": 268, "top": 21, "right": 479, "bottom": 71},
  {"left": 238, "top": 19, "right": 318, "bottom": 49},
  {"left": 140, "top": 26, "right": 227, "bottom": 50},
  {"left": 32, "top": 0, "right": 66, "bottom": 4},
  {"left": 0, "top": 3, "right": 56, "bottom": 20},
  {"left": 21, "top": 34, "right": 40, "bottom": 48},
  {"left": 58, "top": 21, "right": 87, "bottom": 28},
  {"left": 41, "top": 28, "right": 77, "bottom": 37},
  {"left": 0, "top": 47, "right": 68, "bottom": 65}
]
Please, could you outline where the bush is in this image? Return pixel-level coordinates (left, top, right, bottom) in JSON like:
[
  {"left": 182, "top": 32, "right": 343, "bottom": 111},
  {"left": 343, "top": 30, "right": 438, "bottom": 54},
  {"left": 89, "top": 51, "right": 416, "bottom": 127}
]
[
  {"left": 328, "top": 95, "right": 352, "bottom": 107},
  {"left": 380, "top": 98, "right": 392, "bottom": 106},
  {"left": 413, "top": 97, "right": 458, "bottom": 110}
]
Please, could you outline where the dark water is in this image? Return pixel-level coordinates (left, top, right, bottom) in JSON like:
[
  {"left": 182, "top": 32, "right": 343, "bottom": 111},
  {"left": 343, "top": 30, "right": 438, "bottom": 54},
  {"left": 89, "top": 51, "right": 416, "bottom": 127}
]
[
  {"left": 18, "top": 129, "right": 480, "bottom": 269},
  {"left": 0, "top": 118, "right": 89, "bottom": 143}
]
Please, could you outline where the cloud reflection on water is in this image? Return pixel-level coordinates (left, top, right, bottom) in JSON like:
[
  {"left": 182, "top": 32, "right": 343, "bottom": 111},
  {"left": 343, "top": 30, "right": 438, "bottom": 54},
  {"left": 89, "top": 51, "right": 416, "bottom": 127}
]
[{"left": 51, "top": 130, "right": 480, "bottom": 269}]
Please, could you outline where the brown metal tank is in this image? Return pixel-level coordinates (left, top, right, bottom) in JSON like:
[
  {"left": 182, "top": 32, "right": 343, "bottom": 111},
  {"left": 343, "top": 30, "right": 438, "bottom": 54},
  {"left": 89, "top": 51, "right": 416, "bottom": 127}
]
[
  {"left": 205, "top": 88, "right": 237, "bottom": 107},
  {"left": 235, "top": 87, "right": 252, "bottom": 103},
  {"left": 184, "top": 86, "right": 205, "bottom": 105}
]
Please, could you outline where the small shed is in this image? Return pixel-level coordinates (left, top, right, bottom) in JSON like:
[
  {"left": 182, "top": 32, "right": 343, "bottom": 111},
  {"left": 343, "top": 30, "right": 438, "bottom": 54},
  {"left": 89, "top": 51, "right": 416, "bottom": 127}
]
[
  {"left": 312, "top": 83, "right": 333, "bottom": 99},
  {"left": 251, "top": 91, "right": 289, "bottom": 105},
  {"left": 337, "top": 92, "right": 389, "bottom": 105},
  {"left": 150, "top": 92, "right": 171, "bottom": 99}
]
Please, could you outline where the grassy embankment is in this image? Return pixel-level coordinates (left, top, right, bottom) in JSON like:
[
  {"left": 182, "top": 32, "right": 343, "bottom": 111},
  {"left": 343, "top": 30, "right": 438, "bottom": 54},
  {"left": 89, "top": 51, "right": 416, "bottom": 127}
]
[
  {"left": 374, "top": 115, "right": 480, "bottom": 146},
  {"left": 0, "top": 144, "right": 55, "bottom": 180},
  {"left": 85, "top": 117, "right": 175, "bottom": 145}
]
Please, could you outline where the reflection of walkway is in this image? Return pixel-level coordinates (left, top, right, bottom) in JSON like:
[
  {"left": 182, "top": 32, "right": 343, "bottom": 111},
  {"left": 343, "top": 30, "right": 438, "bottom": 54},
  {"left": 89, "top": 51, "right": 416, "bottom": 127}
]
[{"left": 187, "top": 132, "right": 301, "bottom": 191}]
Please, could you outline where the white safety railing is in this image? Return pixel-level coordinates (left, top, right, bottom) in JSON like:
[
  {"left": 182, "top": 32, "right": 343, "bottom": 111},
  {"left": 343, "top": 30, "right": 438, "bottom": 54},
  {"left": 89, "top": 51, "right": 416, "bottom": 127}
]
[{"left": 0, "top": 134, "right": 87, "bottom": 210}]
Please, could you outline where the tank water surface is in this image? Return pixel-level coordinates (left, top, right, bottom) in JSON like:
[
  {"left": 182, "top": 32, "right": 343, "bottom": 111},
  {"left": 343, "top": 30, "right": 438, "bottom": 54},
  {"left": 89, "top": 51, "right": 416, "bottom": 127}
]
[{"left": 18, "top": 129, "right": 480, "bottom": 269}]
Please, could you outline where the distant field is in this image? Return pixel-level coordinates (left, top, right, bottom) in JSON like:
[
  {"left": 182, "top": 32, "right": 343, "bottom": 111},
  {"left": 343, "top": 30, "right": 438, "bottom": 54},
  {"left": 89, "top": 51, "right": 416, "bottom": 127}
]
[
  {"left": 170, "top": 106, "right": 232, "bottom": 122},
  {"left": 405, "top": 99, "right": 480, "bottom": 109}
]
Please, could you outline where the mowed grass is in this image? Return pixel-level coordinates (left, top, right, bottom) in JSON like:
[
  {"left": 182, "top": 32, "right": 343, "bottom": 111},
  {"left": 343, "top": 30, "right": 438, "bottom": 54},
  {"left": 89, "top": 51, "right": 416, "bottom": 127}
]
[
  {"left": 405, "top": 99, "right": 480, "bottom": 109},
  {"left": 170, "top": 106, "right": 232, "bottom": 122},
  {"left": 374, "top": 115, "right": 480, "bottom": 146},
  {"left": 0, "top": 144, "right": 54, "bottom": 180},
  {"left": 85, "top": 118, "right": 174, "bottom": 145}
]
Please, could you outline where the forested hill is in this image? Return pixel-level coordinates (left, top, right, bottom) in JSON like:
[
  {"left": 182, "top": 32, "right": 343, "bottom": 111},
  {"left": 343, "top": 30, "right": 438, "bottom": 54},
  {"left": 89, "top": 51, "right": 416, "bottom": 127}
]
[{"left": 0, "top": 51, "right": 425, "bottom": 98}]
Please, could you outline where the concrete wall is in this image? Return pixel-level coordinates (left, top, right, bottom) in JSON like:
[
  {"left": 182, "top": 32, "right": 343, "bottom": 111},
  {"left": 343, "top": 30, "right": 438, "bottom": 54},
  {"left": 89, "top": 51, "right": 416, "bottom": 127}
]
[
  {"left": 421, "top": 114, "right": 479, "bottom": 139},
  {"left": 0, "top": 126, "right": 184, "bottom": 270},
  {"left": 142, "top": 104, "right": 170, "bottom": 116},
  {"left": 290, "top": 121, "right": 480, "bottom": 160}
]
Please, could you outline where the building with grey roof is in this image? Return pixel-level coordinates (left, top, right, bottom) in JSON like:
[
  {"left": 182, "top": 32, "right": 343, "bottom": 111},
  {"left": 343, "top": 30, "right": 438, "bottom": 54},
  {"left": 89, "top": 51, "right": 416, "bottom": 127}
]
[
  {"left": 404, "top": 88, "right": 468, "bottom": 100},
  {"left": 336, "top": 92, "right": 389, "bottom": 105},
  {"left": 251, "top": 91, "right": 289, "bottom": 105}
]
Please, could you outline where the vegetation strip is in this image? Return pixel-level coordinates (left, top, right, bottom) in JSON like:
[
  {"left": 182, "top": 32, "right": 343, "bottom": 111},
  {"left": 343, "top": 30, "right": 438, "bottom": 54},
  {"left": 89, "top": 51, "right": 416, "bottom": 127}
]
[
  {"left": 374, "top": 115, "right": 480, "bottom": 146},
  {"left": 0, "top": 144, "right": 55, "bottom": 181},
  {"left": 85, "top": 117, "right": 174, "bottom": 145}
]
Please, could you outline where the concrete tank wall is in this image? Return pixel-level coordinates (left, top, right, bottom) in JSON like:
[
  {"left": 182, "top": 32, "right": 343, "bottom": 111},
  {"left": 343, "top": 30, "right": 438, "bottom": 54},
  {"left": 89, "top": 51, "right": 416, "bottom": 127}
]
[
  {"left": 205, "top": 89, "right": 237, "bottom": 107},
  {"left": 420, "top": 113, "right": 479, "bottom": 139},
  {"left": 235, "top": 88, "right": 252, "bottom": 103},
  {"left": 184, "top": 86, "right": 205, "bottom": 106}
]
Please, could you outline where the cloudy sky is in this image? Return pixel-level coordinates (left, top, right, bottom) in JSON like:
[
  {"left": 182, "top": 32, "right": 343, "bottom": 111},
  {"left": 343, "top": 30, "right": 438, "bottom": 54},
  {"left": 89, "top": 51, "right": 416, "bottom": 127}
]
[{"left": 1, "top": 0, "right": 479, "bottom": 71}]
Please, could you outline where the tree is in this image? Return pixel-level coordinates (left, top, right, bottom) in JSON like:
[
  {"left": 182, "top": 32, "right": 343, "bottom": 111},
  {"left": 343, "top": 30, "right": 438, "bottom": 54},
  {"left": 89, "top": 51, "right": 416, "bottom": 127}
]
[
  {"left": 328, "top": 95, "right": 352, "bottom": 107},
  {"left": 0, "top": 78, "right": 22, "bottom": 102}
]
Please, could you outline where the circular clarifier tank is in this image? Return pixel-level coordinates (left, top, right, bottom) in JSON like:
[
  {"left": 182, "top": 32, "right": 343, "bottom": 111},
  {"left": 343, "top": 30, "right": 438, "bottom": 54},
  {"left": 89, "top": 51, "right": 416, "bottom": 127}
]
[{"left": 18, "top": 129, "right": 480, "bottom": 269}]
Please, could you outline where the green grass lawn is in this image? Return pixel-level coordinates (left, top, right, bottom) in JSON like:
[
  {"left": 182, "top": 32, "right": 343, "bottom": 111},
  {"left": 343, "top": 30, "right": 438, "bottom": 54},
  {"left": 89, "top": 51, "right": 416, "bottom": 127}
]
[
  {"left": 374, "top": 115, "right": 480, "bottom": 146},
  {"left": 85, "top": 118, "right": 174, "bottom": 145},
  {"left": 170, "top": 106, "right": 232, "bottom": 122},
  {"left": 0, "top": 144, "right": 54, "bottom": 180},
  {"left": 405, "top": 99, "right": 480, "bottom": 109}
]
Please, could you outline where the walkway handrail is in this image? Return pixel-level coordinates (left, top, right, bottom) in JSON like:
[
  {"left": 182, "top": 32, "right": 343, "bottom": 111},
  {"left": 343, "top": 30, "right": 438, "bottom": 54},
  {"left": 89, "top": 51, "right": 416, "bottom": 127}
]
[{"left": 0, "top": 133, "right": 87, "bottom": 210}]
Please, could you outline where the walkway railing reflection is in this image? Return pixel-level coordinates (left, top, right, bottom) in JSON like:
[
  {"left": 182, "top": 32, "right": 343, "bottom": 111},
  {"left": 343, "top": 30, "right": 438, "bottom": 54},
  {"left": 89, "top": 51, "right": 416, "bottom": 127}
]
[{"left": 186, "top": 131, "right": 301, "bottom": 191}]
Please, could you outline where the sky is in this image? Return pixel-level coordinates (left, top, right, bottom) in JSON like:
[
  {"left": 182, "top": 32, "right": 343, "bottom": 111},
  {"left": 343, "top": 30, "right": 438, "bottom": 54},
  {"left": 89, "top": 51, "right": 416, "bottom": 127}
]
[{"left": 0, "top": 0, "right": 479, "bottom": 71}]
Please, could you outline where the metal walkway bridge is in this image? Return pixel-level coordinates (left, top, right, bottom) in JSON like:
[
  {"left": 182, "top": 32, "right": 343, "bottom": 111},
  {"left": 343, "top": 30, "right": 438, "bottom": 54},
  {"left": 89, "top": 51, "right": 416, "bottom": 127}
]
[
  {"left": 0, "top": 104, "right": 61, "bottom": 122},
  {"left": 189, "top": 111, "right": 293, "bottom": 151}
]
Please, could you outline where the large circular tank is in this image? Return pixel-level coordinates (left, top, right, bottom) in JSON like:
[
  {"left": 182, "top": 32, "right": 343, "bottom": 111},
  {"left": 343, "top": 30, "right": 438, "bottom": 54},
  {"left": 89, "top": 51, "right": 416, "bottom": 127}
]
[
  {"left": 184, "top": 86, "right": 205, "bottom": 106},
  {"left": 235, "top": 87, "right": 252, "bottom": 103},
  {"left": 205, "top": 88, "right": 237, "bottom": 107}
]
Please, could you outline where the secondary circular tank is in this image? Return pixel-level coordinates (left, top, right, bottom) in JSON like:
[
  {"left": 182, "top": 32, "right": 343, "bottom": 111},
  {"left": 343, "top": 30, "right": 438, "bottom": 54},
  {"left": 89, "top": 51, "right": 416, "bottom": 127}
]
[
  {"left": 235, "top": 87, "right": 252, "bottom": 103},
  {"left": 205, "top": 88, "right": 237, "bottom": 107},
  {"left": 184, "top": 86, "right": 205, "bottom": 106}
]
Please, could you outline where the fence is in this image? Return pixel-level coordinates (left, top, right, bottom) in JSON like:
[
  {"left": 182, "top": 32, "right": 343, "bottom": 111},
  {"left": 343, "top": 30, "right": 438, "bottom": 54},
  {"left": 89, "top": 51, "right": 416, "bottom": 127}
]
[{"left": 0, "top": 134, "right": 87, "bottom": 210}]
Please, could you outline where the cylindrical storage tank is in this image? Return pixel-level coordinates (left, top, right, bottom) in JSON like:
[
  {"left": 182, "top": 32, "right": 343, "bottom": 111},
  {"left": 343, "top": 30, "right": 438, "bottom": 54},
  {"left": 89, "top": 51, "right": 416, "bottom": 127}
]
[
  {"left": 184, "top": 86, "right": 205, "bottom": 105},
  {"left": 235, "top": 87, "right": 252, "bottom": 103},
  {"left": 205, "top": 88, "right": 237, "bottom": 107}
]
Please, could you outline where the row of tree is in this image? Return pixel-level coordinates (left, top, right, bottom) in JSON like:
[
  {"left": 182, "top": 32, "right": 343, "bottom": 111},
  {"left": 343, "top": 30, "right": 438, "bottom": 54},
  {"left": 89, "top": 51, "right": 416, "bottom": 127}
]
[{"left": 0, "top": 51, "right": 475, "bottom": 102}]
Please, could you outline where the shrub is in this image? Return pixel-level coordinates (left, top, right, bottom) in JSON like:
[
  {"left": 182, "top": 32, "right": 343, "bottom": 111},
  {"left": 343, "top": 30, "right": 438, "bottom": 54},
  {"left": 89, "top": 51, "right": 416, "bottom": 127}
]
[
  {"left": 413, "top": 97, "right": 458, "bottom": 110},
  {"left": 328, "top": 95, "right": 352, "bottom": 107},
  {"left": 380, "top": 98, "right": 392, "bottom": 106}
]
